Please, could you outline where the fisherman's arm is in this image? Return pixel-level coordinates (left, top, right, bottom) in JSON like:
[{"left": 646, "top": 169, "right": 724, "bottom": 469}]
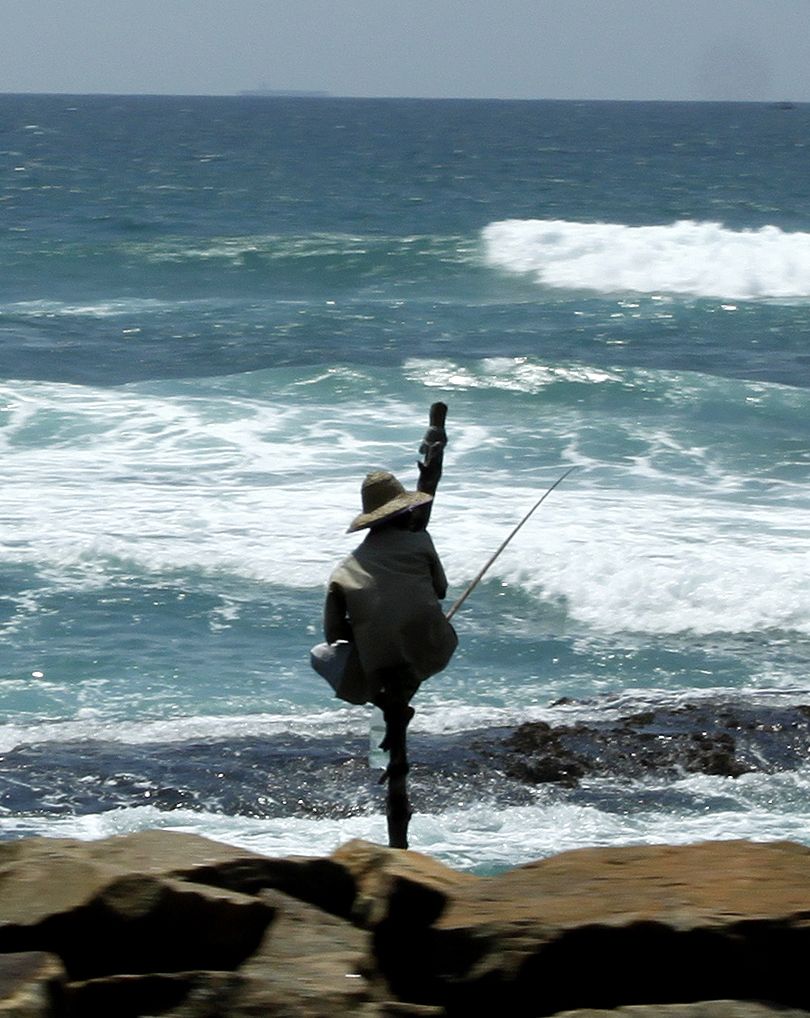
[{"left": 427, "top": 543, "right": 448, "bottom": 600}]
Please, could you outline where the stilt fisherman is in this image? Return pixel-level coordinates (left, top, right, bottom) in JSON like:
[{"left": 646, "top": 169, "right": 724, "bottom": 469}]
[
  {"left": 322, "top": 470, "right": 457, "bottom": 781},
  {"left": 311, "top": 403, "right": 455, "bottom": 847}
]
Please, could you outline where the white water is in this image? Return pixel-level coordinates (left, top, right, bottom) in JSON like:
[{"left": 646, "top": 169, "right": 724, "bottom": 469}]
[
  {"left": 2, "top": 367, "right": 809, "bottom": 639},
  {"left": 4, "top": 767, "right": 810, "bottom": 873},
  {"left": 483, "top": 219, "right": 810, "bottom": 299}
]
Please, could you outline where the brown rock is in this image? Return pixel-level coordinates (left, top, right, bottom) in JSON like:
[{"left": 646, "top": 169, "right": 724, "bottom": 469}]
[
  {"left": 0, "top": 830, "right": 260, "bottom": 883},
  {"left": 0, "top": 862, "right": 273, "bottom": 980},
  {"left": 55, "top": 828, "right": 357, "bottom": 918},
  {"left": 331, "top": 838, "right": 476, "bottom": 927},
  {"left": 4, "top": 832, "right": 810, "bottom": 1018},
  {"left": 172, "top": 882, "right": 445, "bottom": 1017},
  {"left": 233, "top": 887, "right": 378, "bottom": 1014},
  {"left": 186, "top": 852, "right": 357, "bottom": 919},
  {"left": 374, "top": 840, "right": 810, "bottom": 1016},
  {"left": 0, "top": 831, "right": 270, "bottom": 933},
  {"left": 0, "top": 953, "right": 65, "bottom": 1018},
  {"left": 441, "top": 839, "right": 810, "bottom": 928}
]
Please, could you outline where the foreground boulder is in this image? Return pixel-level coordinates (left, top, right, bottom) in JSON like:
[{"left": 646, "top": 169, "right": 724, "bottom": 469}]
[
  {"left": 2, "top": 832, "right": 810, "bottom": 1016},
  {"left": 377, "top": 839, "right": 810, "bottom": 1016}
]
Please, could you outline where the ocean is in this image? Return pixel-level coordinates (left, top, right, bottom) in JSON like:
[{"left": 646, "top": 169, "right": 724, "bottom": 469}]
[{"left": 1, "top": 94, "right": 809, "bottom": 873}]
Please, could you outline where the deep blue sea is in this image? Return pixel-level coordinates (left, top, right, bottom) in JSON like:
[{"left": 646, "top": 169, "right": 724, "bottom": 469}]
[{"left": 1, "top": 94, "right": 810, "bottom": 871}]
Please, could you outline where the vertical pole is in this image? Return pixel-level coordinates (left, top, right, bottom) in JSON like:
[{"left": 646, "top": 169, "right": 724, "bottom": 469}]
[
  {"left": 382, "top": 704, "right": 412, "bottom": 849},
  {"left": 382, "top": 403, "right": 448, "bottom": 849}
]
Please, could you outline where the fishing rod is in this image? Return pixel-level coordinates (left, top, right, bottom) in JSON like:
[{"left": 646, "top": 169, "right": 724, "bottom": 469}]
[{"left": 445, "top": 465, "right": 577, "bottom": 622}]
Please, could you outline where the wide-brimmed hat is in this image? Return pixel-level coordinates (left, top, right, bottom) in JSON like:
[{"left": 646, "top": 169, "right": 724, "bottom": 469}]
[{"left": 347, "top": 471, "right": 432, "bottom": 533}]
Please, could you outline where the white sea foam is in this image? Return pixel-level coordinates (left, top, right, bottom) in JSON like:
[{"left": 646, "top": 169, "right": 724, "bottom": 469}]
[
  {"left": 406, "top": 357, "right": 623, "bottom": 392},
  {"left": 482, "top": 219, "right": 810, "bottom": 299},
  {"left": 2, "top": 371, "right": 809, "bottom": 638},
  {"left": 0, "top": 377, "right": 370, "bottom": 589},
  {"left": 6, "top": 298, "right": 183, "bottom": 318},
  {"left": 118, "top": 232, "right": 469, "bottom": 267},
  {"left": 0, "top": 699, "right": 603, "bottom": 754},
  {"left": 2, "top": 769, "right": 809, "bottom": 872},
  {"left": 0, "top": 708, "right": 363, "bottom": 754},
  {"left": 440, "top": 485, "right": 810, "bottom": 636}
]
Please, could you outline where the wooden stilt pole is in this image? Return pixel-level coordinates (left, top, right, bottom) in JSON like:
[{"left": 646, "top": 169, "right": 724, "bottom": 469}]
[
  {"left": 381, "top": 403, "right": 448, "bottom": 849},
  {"left": 386, "top": 772, "right": 410, "bottom": 848},
  {"left": 381, "top": 706, "right": 412, "bottom": 849}
]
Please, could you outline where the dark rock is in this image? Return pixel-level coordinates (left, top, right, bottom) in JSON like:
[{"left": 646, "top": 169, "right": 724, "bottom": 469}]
[
  {"left": 554, "top": 1006, "right": 810, "bottom": 1017},
  {"left": 64, "top": 971, "right": 238, "bottom": 1018},
  {"left": 486, "top": 699, "right": 810, "bottom": 787}
]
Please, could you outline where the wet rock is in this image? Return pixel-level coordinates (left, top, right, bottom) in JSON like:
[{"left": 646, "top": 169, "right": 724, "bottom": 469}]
[
  {"left": 489, "top": 699, "right": 810, "bottom": 787},
  {"left": 3, "top": 699, "right": 810, "bottom": 827},
  {"left": 501, "top": 722, "right": 588, "bottom": 786}
]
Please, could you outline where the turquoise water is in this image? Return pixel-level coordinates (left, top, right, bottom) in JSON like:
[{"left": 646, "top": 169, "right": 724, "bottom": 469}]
[{"left": 1, "top": 95, "right": 810, "bottom": 869}]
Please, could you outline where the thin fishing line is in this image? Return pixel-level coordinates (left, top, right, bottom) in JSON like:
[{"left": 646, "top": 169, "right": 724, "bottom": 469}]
[{"left": 445, "top": 465, "right": 577, "bottom": 622}]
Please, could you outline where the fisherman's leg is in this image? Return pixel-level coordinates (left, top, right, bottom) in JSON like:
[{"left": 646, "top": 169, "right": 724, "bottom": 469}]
[{"left": 372, "top": 667, "right": 419, "bottom": 776}]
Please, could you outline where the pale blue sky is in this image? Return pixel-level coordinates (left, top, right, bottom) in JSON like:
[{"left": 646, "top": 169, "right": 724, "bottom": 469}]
[{"left": 2, "top": 0, "right": 809, "bottom": 101}]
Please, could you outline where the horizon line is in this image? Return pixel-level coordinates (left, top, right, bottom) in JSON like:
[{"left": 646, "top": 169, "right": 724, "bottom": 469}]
[{"left": 0, "top": 90, "right": 806, "bottom": 106}]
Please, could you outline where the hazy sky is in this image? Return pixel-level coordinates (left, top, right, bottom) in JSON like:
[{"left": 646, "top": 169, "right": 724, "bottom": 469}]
[{"left": 2, "top": 0, "right": 809, "bottom": 102}]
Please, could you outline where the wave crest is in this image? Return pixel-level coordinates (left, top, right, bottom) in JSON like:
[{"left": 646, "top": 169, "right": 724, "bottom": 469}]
[{"left": 483, "top": 219, "right": 810, "bottom": 300}]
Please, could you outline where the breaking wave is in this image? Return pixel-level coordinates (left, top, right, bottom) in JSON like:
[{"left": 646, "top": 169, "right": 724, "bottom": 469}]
[{"left": 482, "top": 219, "right": 810, "bottom": 300}]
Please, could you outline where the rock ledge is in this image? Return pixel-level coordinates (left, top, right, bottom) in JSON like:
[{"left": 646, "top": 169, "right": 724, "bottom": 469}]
[{"left": 2, "top": 832, "right": 810, "bottom": 1017}]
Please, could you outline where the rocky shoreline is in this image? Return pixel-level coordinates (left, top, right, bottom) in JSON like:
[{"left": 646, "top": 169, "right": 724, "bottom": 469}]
[
  {"left": 2, "top": 698, "right": 808, "bottom": 824},
  {"left": 480, "top": 698, "right": 810, "bottom": 786},
  {"left": 3, "top": 831, "right": 810, "bottom": 1017}
]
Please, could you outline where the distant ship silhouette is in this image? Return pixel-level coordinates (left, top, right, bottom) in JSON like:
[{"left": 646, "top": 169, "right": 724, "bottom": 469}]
[{"left": 239, "top": 88, "right": 331, "bottom": 98}]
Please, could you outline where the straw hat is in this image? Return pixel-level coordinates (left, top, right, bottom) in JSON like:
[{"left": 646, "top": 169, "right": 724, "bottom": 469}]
[{"left": 347, "top": 471, "right": 432, "bottom": 533}]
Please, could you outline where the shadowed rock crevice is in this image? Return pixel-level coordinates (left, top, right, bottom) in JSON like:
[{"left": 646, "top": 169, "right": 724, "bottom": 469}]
[
  {"left": 511, "top": 921, "right": 810, "bottom": 1018},
  {"left": 0, "top": 873, "right": 274, "bottom": 981},
  {"left": 64, "top": 972, "right": 239, "bottom": 1018},
  {"left": 175, "top": 856, "right": 358, "bottom": 919}
]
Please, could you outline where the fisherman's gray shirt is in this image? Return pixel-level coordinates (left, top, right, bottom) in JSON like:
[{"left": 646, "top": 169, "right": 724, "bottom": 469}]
[{"left": 324, "top": 527, "right": 457, "bottom": 682}]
